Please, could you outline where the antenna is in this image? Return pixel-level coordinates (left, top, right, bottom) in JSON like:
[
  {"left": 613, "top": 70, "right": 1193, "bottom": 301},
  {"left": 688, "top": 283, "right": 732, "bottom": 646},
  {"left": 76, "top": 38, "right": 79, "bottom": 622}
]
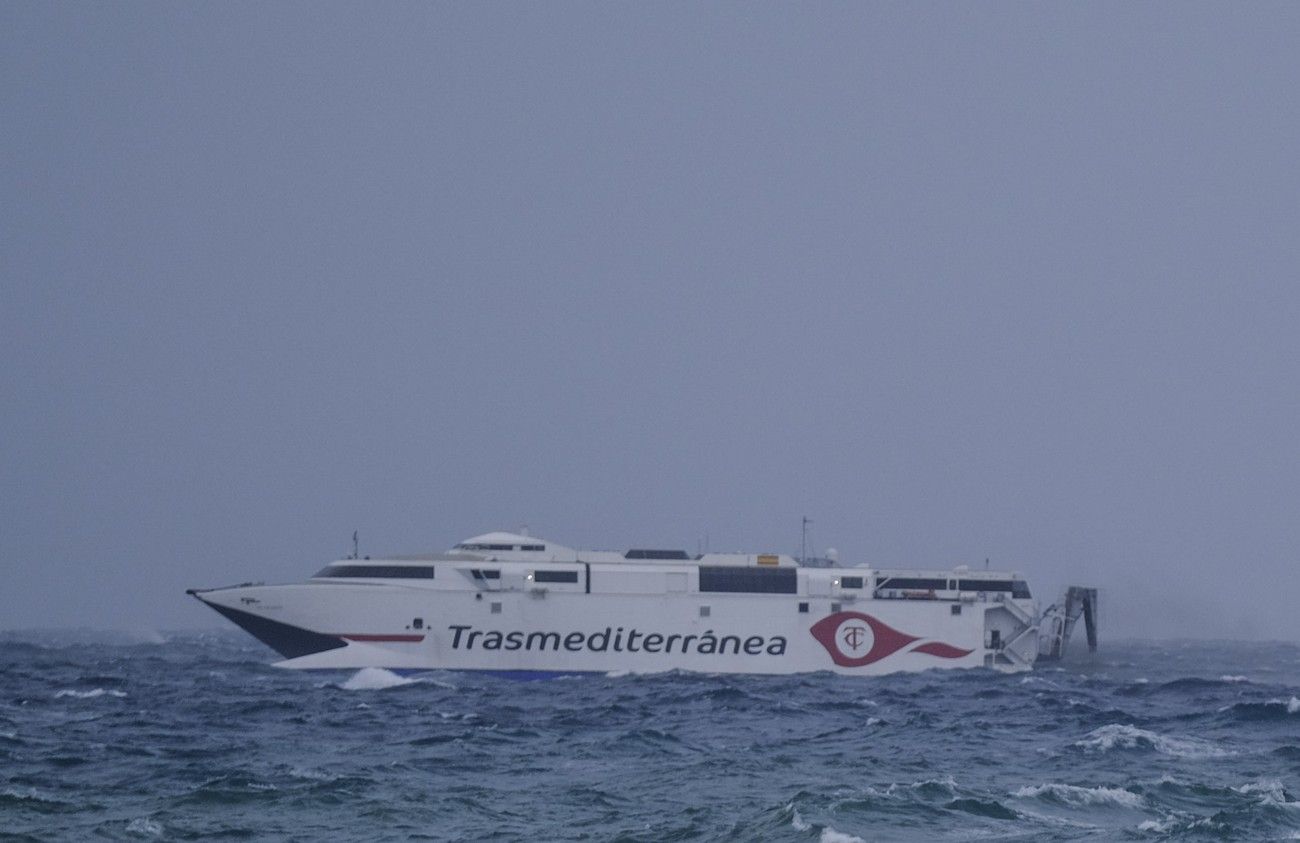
[
  {"left": 352, "top": 530, "right": 359, "bottom": 560},
  {"left": 800, "top": 516, "right": 812, "bottom": 564}
]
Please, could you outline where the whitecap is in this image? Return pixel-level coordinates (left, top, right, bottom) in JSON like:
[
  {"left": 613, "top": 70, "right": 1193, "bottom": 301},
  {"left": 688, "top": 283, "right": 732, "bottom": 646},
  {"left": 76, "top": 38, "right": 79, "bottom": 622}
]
[
  {"left": 339, "top": 668, "right": 418, "bottom": 690},
  {"left": 1219, "top": 675, "right": 1250, "bottom": 683},
  {"left": 54, "top": 688, "right": 126, "bottom": 699},
  {"left": 1013, "top": 782, "right": 1144, "bottom": 809},
  {"left": 883, "top": 775, "right": 958, "bottom": 797},
  {"left": 288, "top": 766, "right": 334, "bottom": 781},
  {"left": 820, "top": 828, "right": 866, "bottom": 843},
  {"left": 1138, "top": 816, "right": 1179, "bottom": 833},
  {"left": 788, "top": 804, "right": 812, "bottom": 832},
  {"left": 126, "top": 817, "right": 163, "bottom": 837},
  {"left": 1074, "top": 724, "right": 1234, "bottom": 759},
  {"left": 1233, "top": 779, "right": 1296, "bottom": 806}
]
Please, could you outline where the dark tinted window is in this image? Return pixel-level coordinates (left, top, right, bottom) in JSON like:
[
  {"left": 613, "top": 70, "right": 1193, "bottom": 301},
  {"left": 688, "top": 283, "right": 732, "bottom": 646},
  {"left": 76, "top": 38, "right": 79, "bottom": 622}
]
[
  {"left": 521, "top": 544, "right": 545, "bottom": 551},
  {"left": 1012, "top": 580, "right": 1031, "bottom": 599},
  {"left": 956, "top": 579, "right": 1023, "bottom": 593},
  {"left": 534, "top": 570, "right": 579, "bottom": 584},
  {"left": 315, "top": 565, "right": 435, "bottom": 579},
  {"left": 840, "top": 576, "right": 864, "bottom": 589},
  {"left": 699, "top": 566, "right": 797, "bottom": 594},
  {"left": 625, "top": 549, "right": 691, "bottom": 560},
  {"left": 470, "top": 569, "right": 500, "bottom": 580},
  {"left": 875, "top": 577, "right": 946, "bottom": 591}
]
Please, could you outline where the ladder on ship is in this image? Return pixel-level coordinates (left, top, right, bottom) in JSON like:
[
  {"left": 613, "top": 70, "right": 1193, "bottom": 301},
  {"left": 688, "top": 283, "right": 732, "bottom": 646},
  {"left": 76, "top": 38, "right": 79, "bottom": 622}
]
[{"left": 993, "top": 594, "right": 1040, "bottom": 669}]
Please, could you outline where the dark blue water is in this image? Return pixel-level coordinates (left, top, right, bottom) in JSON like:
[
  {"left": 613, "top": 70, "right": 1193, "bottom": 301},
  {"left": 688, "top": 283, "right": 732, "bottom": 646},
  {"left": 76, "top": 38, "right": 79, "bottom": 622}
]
[{"left": 2, "top": 632, "right": 1299, "bottom": 841}]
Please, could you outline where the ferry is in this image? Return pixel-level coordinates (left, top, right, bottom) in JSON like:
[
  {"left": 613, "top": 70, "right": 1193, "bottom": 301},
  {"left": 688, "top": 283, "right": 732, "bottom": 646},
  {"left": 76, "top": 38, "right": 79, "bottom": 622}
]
[{"left": 188, "top": 531, "right": 1096, "bottom": 676}]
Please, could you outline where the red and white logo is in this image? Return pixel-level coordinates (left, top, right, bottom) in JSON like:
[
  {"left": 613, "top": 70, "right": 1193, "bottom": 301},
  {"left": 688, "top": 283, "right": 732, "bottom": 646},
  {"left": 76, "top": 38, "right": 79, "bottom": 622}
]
[{"left": 809, "top": 612, "right": 973, "bottom": 668}]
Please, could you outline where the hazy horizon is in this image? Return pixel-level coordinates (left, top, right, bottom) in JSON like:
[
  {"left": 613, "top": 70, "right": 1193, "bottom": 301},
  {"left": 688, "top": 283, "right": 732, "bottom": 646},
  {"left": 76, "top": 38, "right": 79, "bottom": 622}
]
[{"left": 4, "top": 3, "right": 1299, "bottom": 642}]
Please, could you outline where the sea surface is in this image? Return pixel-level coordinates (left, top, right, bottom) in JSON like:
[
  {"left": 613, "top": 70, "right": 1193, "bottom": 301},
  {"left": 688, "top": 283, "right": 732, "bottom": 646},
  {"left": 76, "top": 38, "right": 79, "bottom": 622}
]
[{"left": 2, "top": 633, "right": 1298, "bottom": 841}]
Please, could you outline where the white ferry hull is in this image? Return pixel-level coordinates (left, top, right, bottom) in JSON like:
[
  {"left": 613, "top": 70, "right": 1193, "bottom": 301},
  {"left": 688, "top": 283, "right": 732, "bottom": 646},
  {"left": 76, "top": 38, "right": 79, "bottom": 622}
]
[{"left": 190, "top": 581, "right": 1035, "bottom": 676}]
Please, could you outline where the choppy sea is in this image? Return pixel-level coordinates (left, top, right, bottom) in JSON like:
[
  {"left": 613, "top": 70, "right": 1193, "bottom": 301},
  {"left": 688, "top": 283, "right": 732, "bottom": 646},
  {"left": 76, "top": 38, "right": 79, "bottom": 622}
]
[{"left": 2, "top": 633, "right": 1299, "bottom": 841}]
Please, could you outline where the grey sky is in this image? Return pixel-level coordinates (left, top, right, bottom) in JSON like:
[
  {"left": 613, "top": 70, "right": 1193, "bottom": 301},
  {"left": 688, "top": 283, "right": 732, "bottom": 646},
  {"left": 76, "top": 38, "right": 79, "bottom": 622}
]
[{"left": 3, "top": 3, "right": 1298, "bottom": 639}]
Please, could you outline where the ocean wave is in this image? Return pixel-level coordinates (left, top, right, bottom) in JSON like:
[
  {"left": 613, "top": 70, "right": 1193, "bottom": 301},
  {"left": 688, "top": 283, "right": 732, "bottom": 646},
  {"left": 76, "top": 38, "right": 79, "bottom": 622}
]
[
  {"left": 1232, "top": 779, "right": 1298, "bottom": 806},
  {"left": 1219, "top": 697, "right": 1300, "bottom": 721},
  {"left": 53, "top": 688, "right": 127, "bottom": 699},
  {"left": 1073, "top": 724, "right": 1234, "bottom": 759},
  {"left": 1137, "top": 815, "right": 1181, "bottom": 833},
  {"left": 787, "top": 810, "right": 867, "bottom": 843},
  {"left": 1013, "top": 782, "right": 1144, "bottom": 809},
  {"left": 0, "top": 787, "right": 77, "bottom": 813},
  {"left": 125, "top": 817, "right": 163, "bottom": 837},
  {"left": 945, "top": 797, "right": 1019, "bottom": 820},
  {"left": 881, "top": 776, "right": 959, "bottom": 798},
  {"left": 338, "top": 668, "right": 421, "bottom": 690}
]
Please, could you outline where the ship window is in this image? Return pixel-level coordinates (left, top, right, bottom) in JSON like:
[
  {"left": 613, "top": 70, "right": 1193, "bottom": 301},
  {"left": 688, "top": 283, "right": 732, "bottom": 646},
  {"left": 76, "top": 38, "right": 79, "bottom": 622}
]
[
  {"left": 625, "top": 549, "right": 691, "bottom": 560},
  {"left": 831, "top": 602, "right": 841, "bottom": 613},
  {"left": 699, "top": 605, "right": 710, "bottom": 617},
  {"left": 470, "top": 569, "right": 501, "bottom": 580},
  {"left": 698, "top": 566, "right": 797, "bottom": 594},
  {"left": 956, "top": 579, "right": 1029, "bottom": 595},
  {"left": 950, "top": 604, "right": 961, "bottom": 616},
  {"left": 490, "top": 602, "right": 502, "bottom": 613},
  {"left": 412, "top": 617, "right": 424, "bottom": 629},
  {"left": 874, "top": 576, "right": 946, "bottom": 591},
  {"left": 798, "top": 602, "right": 809, "bottom": 613},
  {"left": 533, "top": 570, "right": 578, "bottom": 584},
  {"left": 314, "top": 565, "right": 435, "bottom": 579},
  {"left": 520, "top": 544, "right": 545, "bottom": 551},
  {"left": 840, "top": 576, "right": 864, "bottom": 589}
]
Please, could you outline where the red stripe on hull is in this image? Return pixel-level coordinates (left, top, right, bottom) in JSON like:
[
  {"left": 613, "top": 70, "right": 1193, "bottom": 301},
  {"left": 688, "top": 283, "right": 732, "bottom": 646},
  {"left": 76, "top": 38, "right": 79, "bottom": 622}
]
[
  {"left": 341, "top": 634, "right": 426, "bottom": 643},
  {"left": 910, "top": 641, "right": 973, "bottom": 658}
]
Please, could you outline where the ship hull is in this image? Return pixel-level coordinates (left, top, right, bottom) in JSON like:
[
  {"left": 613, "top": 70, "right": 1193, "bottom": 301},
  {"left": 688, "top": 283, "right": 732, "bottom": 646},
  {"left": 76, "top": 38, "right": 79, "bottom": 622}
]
[{"left": 190, "top": 582, "right": 1036, "bottom": 676}]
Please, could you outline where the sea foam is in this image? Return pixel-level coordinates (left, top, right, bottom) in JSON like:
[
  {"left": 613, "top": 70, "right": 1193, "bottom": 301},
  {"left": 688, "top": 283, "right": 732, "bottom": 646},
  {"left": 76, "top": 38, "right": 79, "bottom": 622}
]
[
  {"left": 54, "top": 688, "right": 127, "bottom": 699},
  {"left": 339, "top": 668, "right": 419, "bottom": 690},
  {"left": 1074, "top": 724, "right": 1234, "bottom": 759},
  {"left": 1013, "top": 783, "right": 1144, "bottom": 809}
]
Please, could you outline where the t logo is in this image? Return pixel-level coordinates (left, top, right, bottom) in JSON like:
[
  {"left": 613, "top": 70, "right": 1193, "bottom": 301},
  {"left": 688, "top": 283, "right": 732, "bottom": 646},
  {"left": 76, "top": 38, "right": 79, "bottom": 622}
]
[{"left": 841, "top": 624, "right": 869, "bottom": 652}]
